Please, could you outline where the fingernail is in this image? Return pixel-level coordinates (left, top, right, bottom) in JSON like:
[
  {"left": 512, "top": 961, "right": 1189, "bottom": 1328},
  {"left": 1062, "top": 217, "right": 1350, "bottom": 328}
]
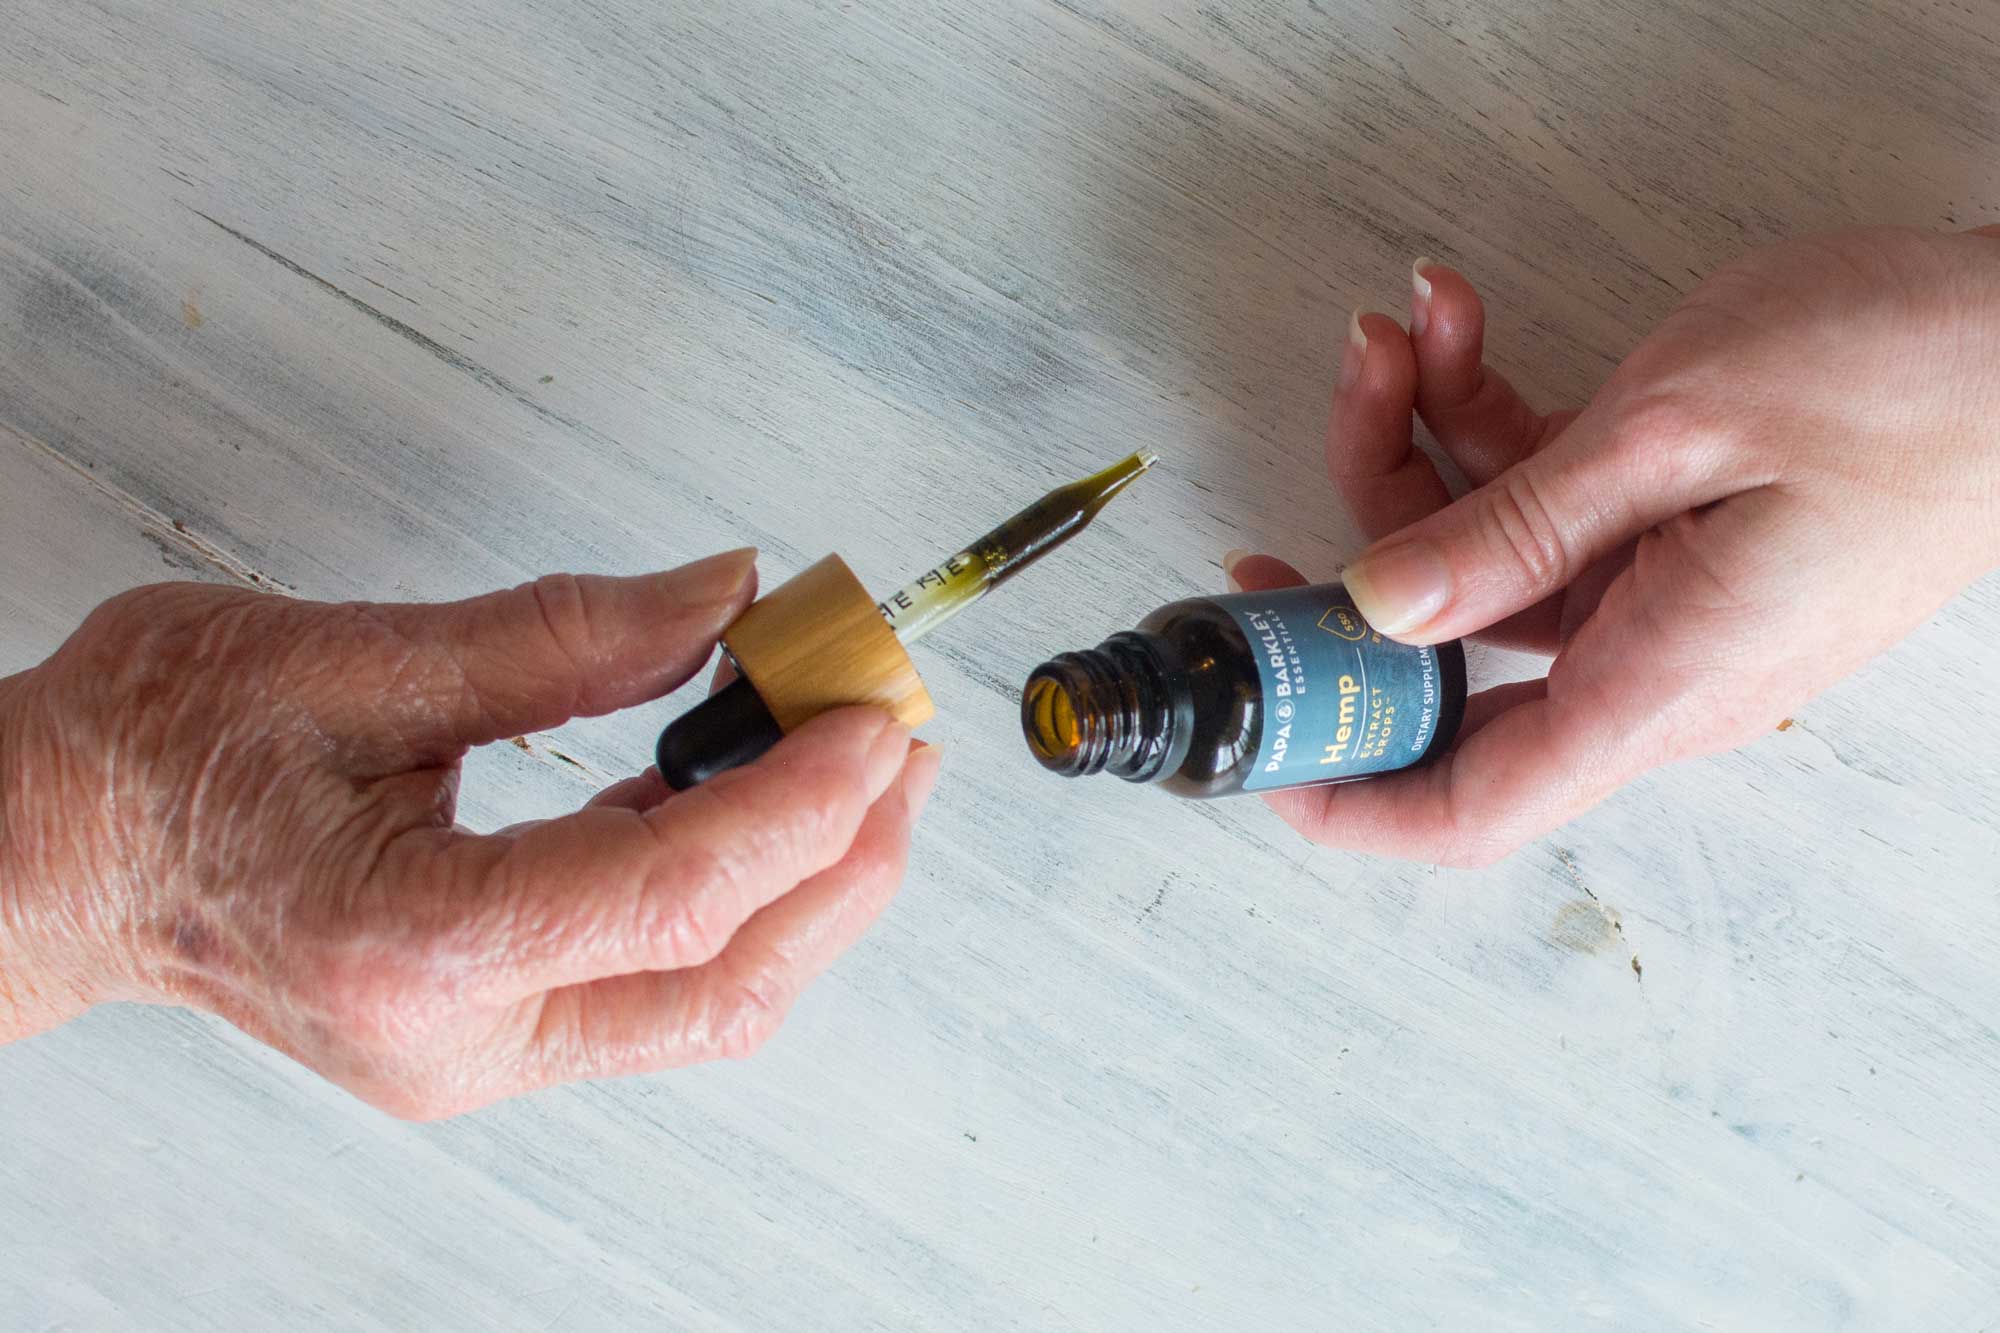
[
  {"left": 1338, "top": 312, "right": 1369, "bottom": 392},
  {"left": 1411, "top": 258, "right": 1435, "bottom": 338},
  {"left": 864, "top": 718, "right": 913, "bottom": 795},
  {"left": 903, "top": 744, "right": 943, "bottom": 815},
  {"left": 674, "top": 547, "right": 758, "bottom": 601},
  {"left": 1222, "top": 548, "right": 1250, "bottom": 591},
  {"left": 1342, "top": 541, "right": 1450, "bottom": 636}
]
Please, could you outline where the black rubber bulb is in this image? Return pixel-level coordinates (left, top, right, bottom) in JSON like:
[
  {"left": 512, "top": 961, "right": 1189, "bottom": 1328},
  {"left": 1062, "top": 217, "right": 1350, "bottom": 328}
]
[{"left": 656, "top": 676, "right": 786, "bottom": 789}]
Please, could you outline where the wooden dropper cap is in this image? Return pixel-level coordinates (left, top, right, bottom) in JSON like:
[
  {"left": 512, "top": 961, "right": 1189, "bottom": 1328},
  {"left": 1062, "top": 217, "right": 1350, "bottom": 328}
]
[
  {"left": 724, "top": 554, "right": 935, "bottom": 732},
  {"left": 655, "top": 555, "right": 933, "bottom": 789}
]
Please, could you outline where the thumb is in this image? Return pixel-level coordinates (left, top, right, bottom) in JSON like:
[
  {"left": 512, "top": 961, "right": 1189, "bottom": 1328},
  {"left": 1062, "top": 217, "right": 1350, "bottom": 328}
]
[
  {"left": 377, "top": 548, "right": 758, "bottom": 748},
  {"left": 1338, "top": 403, "right": 1738, "bottom": 644}
]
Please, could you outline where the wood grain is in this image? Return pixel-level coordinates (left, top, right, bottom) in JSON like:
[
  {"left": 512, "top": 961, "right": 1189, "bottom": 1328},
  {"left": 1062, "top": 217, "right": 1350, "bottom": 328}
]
[
  {"left": 3, "top": 1, "right": 1998, "bottom": 1328},
  {"left": 726, "top": 554, "right": 934, "bottom": 732}
]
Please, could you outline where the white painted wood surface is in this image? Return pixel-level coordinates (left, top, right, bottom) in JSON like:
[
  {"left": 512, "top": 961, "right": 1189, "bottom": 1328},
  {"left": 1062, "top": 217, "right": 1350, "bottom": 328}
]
[{"left": 4, "top": 1, "right": 1999, "bottom": 1327}]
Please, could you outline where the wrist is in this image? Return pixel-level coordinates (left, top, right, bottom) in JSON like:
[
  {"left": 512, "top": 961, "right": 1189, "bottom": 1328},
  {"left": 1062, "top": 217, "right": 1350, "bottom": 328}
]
[{"left": 0, "top": 668, "right": 111, "bottom": 1041}]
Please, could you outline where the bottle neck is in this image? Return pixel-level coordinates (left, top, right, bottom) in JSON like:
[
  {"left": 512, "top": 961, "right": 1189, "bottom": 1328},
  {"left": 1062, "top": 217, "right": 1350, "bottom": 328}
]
[{"left": 1021, "top": 631, "right": 1189, "bottom": 784}]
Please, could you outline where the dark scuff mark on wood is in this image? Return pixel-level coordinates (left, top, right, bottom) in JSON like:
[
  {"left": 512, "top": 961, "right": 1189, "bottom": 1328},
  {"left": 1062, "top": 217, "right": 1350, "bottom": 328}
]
[
  {"left": 360, "top": 274, "right": 420, "bottom": 305},
  {"left": 191, "top": 209, "right": 524, "bottom": 395},
  {"left": 190, "top": 209, "right": 609, "bottom": 444},
  {"left": 5, "top": 426, "right": 294, "bottom": 593},
  {"left": 505, "top": 734, "right": 601, "bottom": 785},
  {"left": 185, "top": 209, "right": 804, "bottom": 569}
]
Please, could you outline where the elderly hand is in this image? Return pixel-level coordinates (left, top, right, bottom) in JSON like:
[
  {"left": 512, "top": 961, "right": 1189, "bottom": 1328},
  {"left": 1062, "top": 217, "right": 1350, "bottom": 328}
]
[
  {"left": 0, "top": 550, "right": 938, "bottom": 1117},
  {"left": 1231, "top": 225, "right": 2000, "bottom": 865}
]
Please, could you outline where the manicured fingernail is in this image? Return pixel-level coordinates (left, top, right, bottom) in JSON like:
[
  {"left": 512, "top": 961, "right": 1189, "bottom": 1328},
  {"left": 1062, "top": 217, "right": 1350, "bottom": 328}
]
[
  {"left": 1410, "top": 258, "right": 1435, "bottom": 338},
  {"left": 903, "top": 744, "right": 943, "bottom": 815},
  {"left": 1342, "top": 541, "right": 1450, "bottom": 636},
  {"left": 674, "top": 547, "right": 758, "bottom": 601},
  {"left": 1222, "top": 548, "right": 1250, "bottom": 591},
  {"left": 1339, "top": 311, "right": 1370, "bottom": 394},
  {"left": 864, "top": 719, "right": 913, "bottom": 794}
]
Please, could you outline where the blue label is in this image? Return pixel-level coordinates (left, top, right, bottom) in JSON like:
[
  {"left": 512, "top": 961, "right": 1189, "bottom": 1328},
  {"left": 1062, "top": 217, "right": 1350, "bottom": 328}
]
[{"left": 1222, "top": 585, "right": 1446, "bottom": 791}]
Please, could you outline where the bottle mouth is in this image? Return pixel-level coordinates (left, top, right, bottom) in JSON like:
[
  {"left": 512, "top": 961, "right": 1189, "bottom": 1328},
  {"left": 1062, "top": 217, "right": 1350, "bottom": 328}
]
[
  {"left": 1023, "top": 673, "right": 1085, "bottom": 771},
  {"left": 1021, "top": 652, "right": 1129, "bottom": 777},
  {"left": 1020, "top": 635, "right": 1188, "bottom": 783}
]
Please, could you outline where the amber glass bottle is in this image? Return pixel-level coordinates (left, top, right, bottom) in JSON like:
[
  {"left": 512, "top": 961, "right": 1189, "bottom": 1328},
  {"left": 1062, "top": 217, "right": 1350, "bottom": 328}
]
[{"left": 1022, "top": 583, "right": 1466, "bottom": 798}]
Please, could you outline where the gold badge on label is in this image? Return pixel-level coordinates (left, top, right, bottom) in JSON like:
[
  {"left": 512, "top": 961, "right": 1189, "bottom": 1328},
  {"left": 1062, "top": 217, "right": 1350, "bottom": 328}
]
[{"left": 1318, "top": 604, "right": 1367, "bottom": 641}]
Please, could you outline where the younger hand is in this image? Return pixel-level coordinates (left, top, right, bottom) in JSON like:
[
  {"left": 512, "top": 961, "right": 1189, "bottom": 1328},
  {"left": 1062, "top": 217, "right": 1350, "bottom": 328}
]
[
  {"left": 1235, "top": 225, "right": 2000, "bottom": 865},
  {"left": 0, "top": 550, "right": 939, "bottom": 1117}
]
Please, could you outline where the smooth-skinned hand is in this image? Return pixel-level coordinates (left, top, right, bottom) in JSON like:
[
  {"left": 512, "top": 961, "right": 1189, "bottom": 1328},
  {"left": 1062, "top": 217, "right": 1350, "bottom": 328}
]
[
  {"left": 0, "top": 550, "right": 939, "bottom": 1118},
  {"left": 1232, "top": 225, "right": 2000, "bottom": 866}
]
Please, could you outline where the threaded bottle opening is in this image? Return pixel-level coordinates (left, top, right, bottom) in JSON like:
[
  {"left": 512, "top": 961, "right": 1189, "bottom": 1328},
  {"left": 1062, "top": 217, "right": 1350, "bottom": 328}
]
[
  {"left": 1021, "top": 650, "right": 1123, "bottom": 776},
  {"left": 1021, "top": 634, "right": 1187, "bottom": 783}
]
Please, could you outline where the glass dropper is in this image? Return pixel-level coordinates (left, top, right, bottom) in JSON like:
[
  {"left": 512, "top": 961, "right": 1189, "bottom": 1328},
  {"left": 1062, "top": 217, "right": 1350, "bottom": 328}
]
[
  {"left": 656, "top": 451, "right": 1158, "bottom": 788},
  {"left": 875, "top": 450, "right": 1158, "bottom": 643}
]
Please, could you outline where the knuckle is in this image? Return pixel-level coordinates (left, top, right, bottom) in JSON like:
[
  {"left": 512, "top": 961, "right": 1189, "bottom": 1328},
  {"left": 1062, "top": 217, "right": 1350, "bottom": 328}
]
[
  {"left": 309, "top": 948, "right": 429, "bottom": 1048},
  {"left": 854, "top": 844, "right": 912, "bottom": 911},
  {"left": 636, "top": 802, "right": 756, "bottom": 967},
  {"left": 644, "top": 887, "right": 733, "bottom": 967},
  {"left": 73, "top": 584, "right": 165, "bottom": 646},
  {"left": 67, "top": 585, "right": 241, "bottom": 692},
  {"left": 480, "top": 572, "right": 596, "bottom": 717},
  {"left": 1480, "top": 469, "right": 1572, "bottom": 589},
  {"left": 632, "top": 778, "right": 841, "bottom": 969},
  {"left": 321, "top": 603, "right": 448, "bottom": 705},
  {"left": 1431, "top": 757, "right": 1517, "bottom": 869},
  {"left": 528, "top": 573, "right": 594, "bottom": 655},
  {"left": 1605, "top": 387, "right": 1742, "bottom": 488},
  {"left": 81, "top": 581, "right": 211, "bottom": 635},
  {"left": 715, "top": 980, "right": 787, "bottom": 1061},
  {"left": 1608, "top": 386, "right": 1687, "bottom": 444}
]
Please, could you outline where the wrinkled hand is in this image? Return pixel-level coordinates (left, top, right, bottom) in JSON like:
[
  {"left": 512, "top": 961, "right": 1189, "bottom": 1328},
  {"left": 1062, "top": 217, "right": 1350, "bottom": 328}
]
[
  {"left": 0, "top": 550, "right": 939, "bottom": 1117},
  {"left": 1234, "top": 225, "right": 2000, "bottom": 866}
]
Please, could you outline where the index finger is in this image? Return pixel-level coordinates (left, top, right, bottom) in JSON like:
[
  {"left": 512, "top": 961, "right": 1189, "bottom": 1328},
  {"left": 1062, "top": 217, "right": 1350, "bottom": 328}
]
[
  {"left": 386, "top": 708, "right": 913, "bottom": 1003},
  {"left": 518, "top": 744, "right": 941, "bottom": 1088},
  {"left": 358, "top": 551, "right": 758, "bottom": 758},
  {"left": 1329, "top": 311, "right": 1455, "bottom": 540}
]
